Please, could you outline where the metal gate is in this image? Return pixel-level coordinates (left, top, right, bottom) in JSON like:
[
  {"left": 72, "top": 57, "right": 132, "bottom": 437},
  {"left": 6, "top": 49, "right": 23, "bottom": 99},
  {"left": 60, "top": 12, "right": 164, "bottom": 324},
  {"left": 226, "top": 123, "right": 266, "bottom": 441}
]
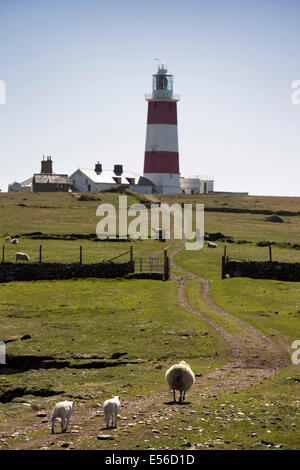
[{"left": 133, "top": 251, "right": 170, "bottom": 280}]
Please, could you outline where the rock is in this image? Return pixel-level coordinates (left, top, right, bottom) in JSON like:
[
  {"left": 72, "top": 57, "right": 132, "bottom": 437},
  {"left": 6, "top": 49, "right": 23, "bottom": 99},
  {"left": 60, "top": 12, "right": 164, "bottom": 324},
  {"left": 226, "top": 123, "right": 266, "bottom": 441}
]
[
  {"left": 61, "top": 443, "right": 69, "bottom": 448},
  {"left": 36, "top": 412, "right": 47, "bottom": 418},
  {"left": 265, "top": 214, "right": 284, "bottom": 223},
  {"left": 21, "top": 334, "right": 32, "bottom": 341},
  {"left": 97, "top": 435, "right": 114, "bottom": 440},
  {"left": 111, "top": 352, "right": 127, "bottom": 359},
  {"left": 261, "top": 439, "right": 273, "bottom": 446},
  {"left": 182, "top": 442, "right": 192, "bottom": 447}
]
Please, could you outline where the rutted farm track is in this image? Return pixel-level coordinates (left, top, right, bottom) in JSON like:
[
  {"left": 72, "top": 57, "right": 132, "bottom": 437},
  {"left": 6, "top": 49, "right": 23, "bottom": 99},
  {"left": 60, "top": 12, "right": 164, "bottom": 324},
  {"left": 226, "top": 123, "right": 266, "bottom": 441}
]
[
  {"left": 170, "top": 241, "right": 289, "bottom": 387},
  {"left": 0, "top": 237, "right": 290, "bottom": 450},
  {"left": 153, "top": 235, "right": 288, "bottom": 390}
]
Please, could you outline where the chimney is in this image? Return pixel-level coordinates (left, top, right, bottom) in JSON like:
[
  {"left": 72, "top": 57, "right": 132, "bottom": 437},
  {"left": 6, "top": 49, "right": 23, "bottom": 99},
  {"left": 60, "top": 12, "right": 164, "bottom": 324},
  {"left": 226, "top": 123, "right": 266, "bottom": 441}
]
[
  {"left": 41, "top": 155, "right": 53, "bottom": 174},
  {"left": 94, "top": 162, "right": 102, "bottom": 175},
  {"left": 114, "top": 164, "right": 123, "bottom": 176}
]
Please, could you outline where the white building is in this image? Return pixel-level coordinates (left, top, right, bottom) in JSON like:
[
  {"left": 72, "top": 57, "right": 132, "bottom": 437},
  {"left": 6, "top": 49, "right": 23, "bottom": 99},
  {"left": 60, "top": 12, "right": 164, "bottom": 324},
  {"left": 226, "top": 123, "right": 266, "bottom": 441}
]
[
  {"left": 70, "top": 163, "right": 154, "bottom": 194},
  {"left": 8, "top": 177, "right": 33, "bottom": 192},
  {"left": 180, "top": 176, "right": 214, "bottom": 194}
]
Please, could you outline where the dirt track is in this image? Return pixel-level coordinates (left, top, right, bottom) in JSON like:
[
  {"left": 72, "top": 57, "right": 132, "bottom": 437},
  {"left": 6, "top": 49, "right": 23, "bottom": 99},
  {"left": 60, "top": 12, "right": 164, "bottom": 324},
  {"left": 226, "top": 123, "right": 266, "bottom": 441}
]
[{"left": 150, "top": 230, "right": 288, "bottom": 389}]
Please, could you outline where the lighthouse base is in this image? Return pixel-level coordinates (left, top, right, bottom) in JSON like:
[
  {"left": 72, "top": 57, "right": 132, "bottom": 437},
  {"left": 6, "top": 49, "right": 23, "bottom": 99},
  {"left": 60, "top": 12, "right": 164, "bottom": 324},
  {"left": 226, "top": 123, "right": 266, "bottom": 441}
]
[{"left": 144, "top": 173, "right": 182, "bottom": 194}]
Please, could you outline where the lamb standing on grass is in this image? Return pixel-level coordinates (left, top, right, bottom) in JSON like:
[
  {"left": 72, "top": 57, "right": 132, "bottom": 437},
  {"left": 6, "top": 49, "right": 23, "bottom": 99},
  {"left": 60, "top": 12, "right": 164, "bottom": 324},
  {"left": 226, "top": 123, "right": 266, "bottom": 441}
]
[
  {"left": 51, "top": 401, "right": 74, "bottom": 434},
  {"left": 103, "top": 396, "right": 121, "bottom": 429},
  {"left": 16, "top": 252, "right": 30, "bottom": 262},
  {"left": 10, "top": 238, "right": 18, "bottom": 244},
  {"left": 4, "top": 236, "right": 11, "bottom": 242},
  {"left": 165, "top": 361, "right": 195, "bottom": 404}
]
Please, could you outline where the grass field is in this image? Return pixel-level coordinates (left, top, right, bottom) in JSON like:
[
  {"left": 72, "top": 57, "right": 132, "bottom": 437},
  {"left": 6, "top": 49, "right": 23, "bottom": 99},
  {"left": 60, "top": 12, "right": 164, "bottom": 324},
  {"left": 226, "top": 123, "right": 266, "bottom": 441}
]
[{"left": 0, "top": 191, "right": 299, "bottom": 450}]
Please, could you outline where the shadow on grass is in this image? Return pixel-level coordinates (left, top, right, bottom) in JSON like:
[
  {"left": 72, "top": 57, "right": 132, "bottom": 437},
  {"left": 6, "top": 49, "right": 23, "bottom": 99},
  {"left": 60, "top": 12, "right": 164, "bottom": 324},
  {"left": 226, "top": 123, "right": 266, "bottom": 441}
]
[{"left": 164, "top": 400, "right": 191, "bottom": 406}]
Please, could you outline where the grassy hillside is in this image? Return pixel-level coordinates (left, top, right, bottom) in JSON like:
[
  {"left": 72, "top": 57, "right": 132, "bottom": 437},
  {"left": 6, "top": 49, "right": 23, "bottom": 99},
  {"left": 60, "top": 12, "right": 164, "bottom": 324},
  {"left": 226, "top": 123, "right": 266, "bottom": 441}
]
[{"left": 0, "top": 191, "right": 299, "bottom": 450}]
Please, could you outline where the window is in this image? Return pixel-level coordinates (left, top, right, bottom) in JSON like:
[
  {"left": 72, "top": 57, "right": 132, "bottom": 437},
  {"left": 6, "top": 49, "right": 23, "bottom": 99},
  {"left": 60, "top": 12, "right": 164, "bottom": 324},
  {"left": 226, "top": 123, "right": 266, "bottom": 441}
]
[
  {"left": 153, "top": 74, "right": 173, "bottom": 91},
  {"left": 126, "top": 178, "right": 135, "bottom": 184}
]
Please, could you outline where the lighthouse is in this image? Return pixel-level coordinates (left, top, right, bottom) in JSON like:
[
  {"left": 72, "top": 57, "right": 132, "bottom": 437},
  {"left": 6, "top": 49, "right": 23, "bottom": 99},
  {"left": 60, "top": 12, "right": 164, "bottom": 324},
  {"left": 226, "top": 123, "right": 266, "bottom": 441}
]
[{"left": 143, "top": 62, "right": 181, "bottom": 194}]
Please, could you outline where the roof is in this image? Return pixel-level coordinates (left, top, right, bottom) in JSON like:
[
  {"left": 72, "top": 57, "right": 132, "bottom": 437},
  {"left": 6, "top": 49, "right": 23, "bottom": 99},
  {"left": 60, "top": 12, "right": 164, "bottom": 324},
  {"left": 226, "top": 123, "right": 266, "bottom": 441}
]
[
  {"left": 33, "top": 174, "right": 69, "bottom": 184},
  {"left": 70, "top": 168, "right": 154, "bottom": 186},
  {"left": 20, "top": 177, "right": 33, "bottom": 187}
]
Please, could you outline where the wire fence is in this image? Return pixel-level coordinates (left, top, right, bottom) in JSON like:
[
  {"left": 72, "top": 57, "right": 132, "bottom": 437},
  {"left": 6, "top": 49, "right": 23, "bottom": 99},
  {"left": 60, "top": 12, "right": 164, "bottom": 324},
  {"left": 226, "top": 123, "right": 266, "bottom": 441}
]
[
  {"left": 224, "top": 244, "right": 300, "bottom": 263},
  {"left": 1, "top": 243, "right": 133, "bottom": 265}
]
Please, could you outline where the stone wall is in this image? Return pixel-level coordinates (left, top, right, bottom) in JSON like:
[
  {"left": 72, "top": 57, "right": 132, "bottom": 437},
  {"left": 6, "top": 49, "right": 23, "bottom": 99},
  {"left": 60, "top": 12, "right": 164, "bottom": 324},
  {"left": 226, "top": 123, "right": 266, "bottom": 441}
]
[
  {"left": 224, "top": 259, "right": 300, "bottom": 282},
  {"left": 0, "top": 261, "right": 134, "bottom": 283}
]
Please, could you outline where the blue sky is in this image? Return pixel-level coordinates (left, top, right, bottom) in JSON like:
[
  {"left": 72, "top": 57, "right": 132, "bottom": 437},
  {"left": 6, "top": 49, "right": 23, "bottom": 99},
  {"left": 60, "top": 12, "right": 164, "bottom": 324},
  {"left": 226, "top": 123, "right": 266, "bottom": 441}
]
[{"left": 0, "top": 0, "right": 300, "bottom": 196}]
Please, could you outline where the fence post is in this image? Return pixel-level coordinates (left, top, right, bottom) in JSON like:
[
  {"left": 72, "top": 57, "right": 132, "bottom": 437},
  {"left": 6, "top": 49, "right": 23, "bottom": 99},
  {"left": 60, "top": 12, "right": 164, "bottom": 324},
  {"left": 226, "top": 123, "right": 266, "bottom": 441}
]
[
  {"left": 130, "top": 245, "right": 135, "bottom": 273},
  {"left": 221, "top": 246, "right": 227, "bottom": 279},
  {"left": 80, "top": 246, "right": 82, "bottom": 265},
  {"left": 269, "top": 245, "right": 272, "bottom": 262},
  {"left": 2, "top": 245, "right": 4, "bottom": 264},
  {"left": 164, "top": 249, "right": 169, "bottom": 280},
  {"left": 39, "top": 245, "right": 42, "bottom": 263}
]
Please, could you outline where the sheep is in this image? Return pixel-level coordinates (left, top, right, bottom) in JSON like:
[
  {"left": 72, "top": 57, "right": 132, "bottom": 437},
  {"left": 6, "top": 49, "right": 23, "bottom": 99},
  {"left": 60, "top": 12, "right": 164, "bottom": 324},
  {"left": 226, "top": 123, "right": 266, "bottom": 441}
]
[
  {"left": 10, "top": 238, "right": 18, "bottom": 244},
  {"left": 51, "top": 401, "right": 74, "bottom": 434},
  {"left": 103, "top": 396, "right": 121, "bottom": 429},
  {"left": 207, "top": 241, "right": 217, "bottom": 248},
  {"left": 165, "top": 361, "right": 195, "bottom": 404},
  {"left": 15, "top": 252, "right": 30, "bottom": 262},
  {"left": 4, "top": 236, "right": 11, "bottom": 243}
]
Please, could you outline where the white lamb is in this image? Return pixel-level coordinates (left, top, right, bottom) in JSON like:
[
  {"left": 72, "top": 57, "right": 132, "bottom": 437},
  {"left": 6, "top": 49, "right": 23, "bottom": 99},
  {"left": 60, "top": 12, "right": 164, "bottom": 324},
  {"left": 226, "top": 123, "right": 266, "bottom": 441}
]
[
  {"left": 4, "top": 236, "right": 11, "bottom": 243},
  {"left": 10, "top": 238, "right": 18, "bottom": 244},
  {"left": 51, "top": 400, "right": 74, "bottom": 434},
  {"left": 16, "top": 252, "right": 30, "bottom": 262},
  {"left": 103, "top": 396, "right": 121, "bottom": 429},
  {"left": 165, "top": 361, "right": 195, "bottom": 404}
]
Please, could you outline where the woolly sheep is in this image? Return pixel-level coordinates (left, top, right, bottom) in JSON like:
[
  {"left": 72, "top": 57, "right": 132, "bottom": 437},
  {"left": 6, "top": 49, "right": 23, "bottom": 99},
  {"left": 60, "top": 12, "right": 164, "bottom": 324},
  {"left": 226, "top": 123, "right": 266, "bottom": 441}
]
[
  {"left": 103, "top": 396, "right": 121, "bottom": 429},
  {"left": 10, "top": 238, "right": 18, "bottom": 244},
  {"left": 165, "top": 361, "right": 195, "bottom": 404},
  {"left": 4, "top": 236, "right": 11, "bottom": 242},
  {"left": 16, "top": 252, "right": 30, "bottom": 262},
  {"left": 51, "top": 400, "right": 74, "bottom": 434},
  {"left": 207, "top": 241, "right": 217, "bottom": 248}
]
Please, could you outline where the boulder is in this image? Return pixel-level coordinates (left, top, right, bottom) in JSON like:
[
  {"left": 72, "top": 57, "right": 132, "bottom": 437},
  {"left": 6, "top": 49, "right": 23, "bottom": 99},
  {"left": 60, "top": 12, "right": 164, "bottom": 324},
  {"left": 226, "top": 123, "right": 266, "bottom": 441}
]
[{"left": 265, "top": 214, "right": 284, "bottom": 223}]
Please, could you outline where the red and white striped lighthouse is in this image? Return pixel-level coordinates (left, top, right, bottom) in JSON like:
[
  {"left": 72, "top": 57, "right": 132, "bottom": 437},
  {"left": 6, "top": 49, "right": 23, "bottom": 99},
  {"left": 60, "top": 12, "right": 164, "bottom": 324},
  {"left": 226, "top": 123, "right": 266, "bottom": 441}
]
[{"left": 143, "top": 62, "right": 181, "bottom": 194}]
